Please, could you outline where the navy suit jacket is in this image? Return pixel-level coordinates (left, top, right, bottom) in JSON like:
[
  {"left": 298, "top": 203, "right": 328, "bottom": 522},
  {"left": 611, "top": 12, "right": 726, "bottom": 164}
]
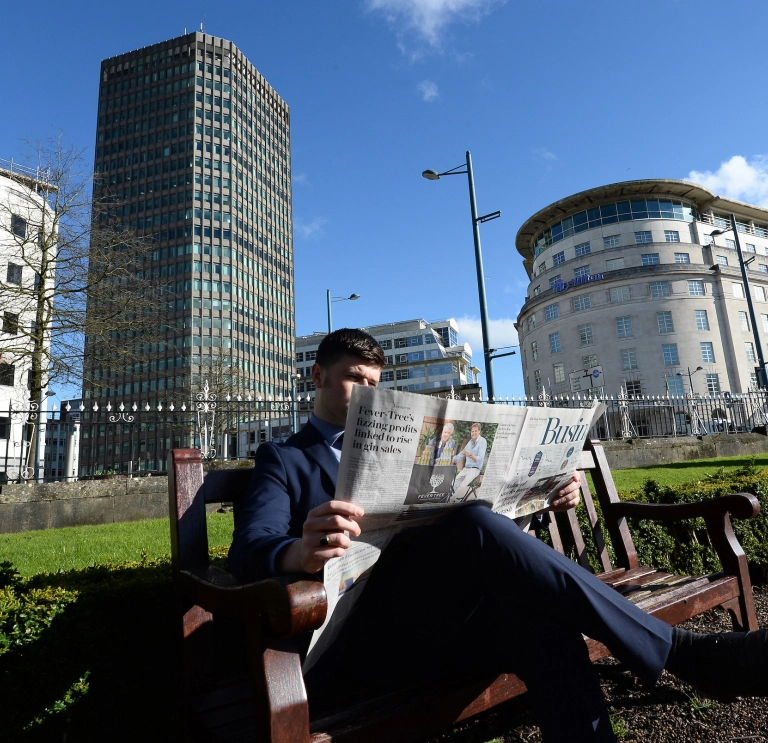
[{"left": 229, "top": 422, "right": 339, "bottom": 583}]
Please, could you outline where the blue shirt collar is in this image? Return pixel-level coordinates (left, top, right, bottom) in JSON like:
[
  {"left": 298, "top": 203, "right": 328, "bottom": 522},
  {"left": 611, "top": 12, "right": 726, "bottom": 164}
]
[{"left": 310, "top": 412, "right": 345, "bottom": 448}]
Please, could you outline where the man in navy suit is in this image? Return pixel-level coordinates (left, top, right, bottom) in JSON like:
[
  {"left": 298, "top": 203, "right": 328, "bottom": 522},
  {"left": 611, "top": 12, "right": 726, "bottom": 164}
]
[{"left": 230, "top": 329, "right": 767, "bottom": 743}]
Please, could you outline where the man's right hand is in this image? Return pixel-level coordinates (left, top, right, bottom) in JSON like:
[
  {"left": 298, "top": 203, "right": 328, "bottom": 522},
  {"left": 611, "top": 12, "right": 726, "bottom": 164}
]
[{"left": 278, "top": 501, "right": 364, "bottom": 574}]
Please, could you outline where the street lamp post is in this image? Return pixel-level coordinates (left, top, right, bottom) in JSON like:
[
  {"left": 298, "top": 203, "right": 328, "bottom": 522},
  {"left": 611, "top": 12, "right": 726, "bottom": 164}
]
[
  {"left": 676, "top": 366, "right": 705, "bottom": 436},
  {"left": 422, "top": 151, "right": 501, "bottom": 401},
  {"left": 326, "top": 290, "right": 361, "bottom": 334},
  {"left": 709, "top": 214, "right": 768, "bottom": 388},
  {"left": 676, "top": 366, "right": 704, "bottom": 394},
  {"left": 290, "top": 373, "right": 302, "bottom": 434}
]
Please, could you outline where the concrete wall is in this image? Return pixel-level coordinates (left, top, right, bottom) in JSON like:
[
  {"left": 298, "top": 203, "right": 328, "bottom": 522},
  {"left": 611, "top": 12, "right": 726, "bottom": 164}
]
[{"left": 602, "top": 432, "right": 768, "bottom": 470}]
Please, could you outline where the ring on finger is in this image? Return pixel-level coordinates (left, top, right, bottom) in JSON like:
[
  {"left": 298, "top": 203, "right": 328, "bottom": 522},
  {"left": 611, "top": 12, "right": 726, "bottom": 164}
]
[{"left": 319, "top": 534, "right": 330, "bottom": 547}]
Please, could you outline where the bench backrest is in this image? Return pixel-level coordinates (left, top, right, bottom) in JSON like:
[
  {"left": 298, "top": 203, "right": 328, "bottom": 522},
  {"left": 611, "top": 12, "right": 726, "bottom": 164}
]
[{"left": 168, "top": 439, "right": 637, "bottom": 579}]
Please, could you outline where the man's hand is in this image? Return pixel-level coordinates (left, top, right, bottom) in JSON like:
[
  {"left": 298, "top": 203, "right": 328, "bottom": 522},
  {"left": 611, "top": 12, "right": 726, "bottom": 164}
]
[
  {"left": 277, "top": 501, "right": 364, "bottom": 574},
  {"left": 548, "top": 474, "right": 581, "bottom": 512}
]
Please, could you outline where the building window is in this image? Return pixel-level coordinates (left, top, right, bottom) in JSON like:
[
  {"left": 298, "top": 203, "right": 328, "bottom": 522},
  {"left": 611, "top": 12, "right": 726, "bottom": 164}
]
[
  {"left": 2, "top": 313, "right": 19, "bottom": 335},
  {"left": 534, "top": 369, "right": 542, "bottom": 390},
  {"left": 641, "top": 253, "right": 660, "bottom": 266},
  {"left": 756, "top": 286, "right": 767, "bottom": 302},
  {"left": 695, "top": 310, "right": 710, "bottom": 331},
  {"left": 763, "top": 314, "right": 768, "bottom": 333},
  {"left": 760, "top": 264, "right": 768, "bottom": 273},
  {"left": 688, "top": 280, "right": 705, "bottom": 296},
  {"left": 6, "top": 263, "right": 22, "bottom": 285},
  {"left": 553, "top": 362, "right": 565, "bottom": 383},
  {"left": 662, "top": 343, "right": 679, "bottom": 365},
  {"left": 745, "top": 243, "right": 756, "bottom": 253},
  {"left": 394, "top": 337, "right": 407, "bottom": 348},
  {"left": 296, "top": 352, "right": 304, "bottom": 363},
  {"left": 621, "top": 348, "right": 637, "bottom": 370},
  {"left": 575, "top": 241, "right": 591, "bottom": 257},
  {"left": 746, "top": 342, "right": 756, "bottom": 363},
  {"left": 395, "top": 369, "right": 410, "bottom": 380},
  {"left": 739, "top": 311, "right": 750, "bottom": 331},
  {"left": 610, "top": 286, "right": 630, "bottom": 303},
  {"left": 573, "top": 295, "right": 591, "bottom": 311},
  {"left": 700, "top": 341, "right": 715, "bottom": 363},
  {"left": 528, "top": 314, "right": 536, "bottom": 331},
  {"left": 549, "top": 332, "right": 562, "bottom": 353},
  {"left": 706, "top": 373, "right": 720, "bottom": 394},
  {"left": 582, "top": 354, "right": 598, "bottom": 368},
  {"left": 534, "top": 286, "right": 541, "bottom": 295},
  {"left": 531, "top": 341, "right": 538, "bottom": 361},
  {"left": 665, "top": 230, "right": 680, "bottom": 243},
  {"left": 573, "top": 265, "right": 590, "bottom": 279},
  {"left": 616, "top": 316, "right": 633, "bottom": 338},
  {"left": 726, "top": 238, "right": 736, "bottom": 249},
  {"left": 605, "top": 257, "right": 624, "bottom": 271},
  {"left": 650, "top": 281, "right": 670, "bottom": 297},
  {"left": 379, "top": 339, "right": 392, "bottom": 350},
  {"left": 0, "top": 364, "right": 14, "bottom": 386},
  {"left": 579, "top": 323, "right": 593, "bottom": 346},
  {"left": 657, "top": 311, "right": 674, "bottom": 334},
  {"left": 553, "top": 251, "right": 565, "bottom": 266},
  {"left": 380, "top": 370, "right": 394, "bottom": 382},
  {"left": 549, "top": 275, "right": 561, "bottom": 290},
  {"left": 625, "top": 380, "right": 642, "bottom": 397},
  {"left": 666, "top": 376, "right": 684, "bottom": 396},
  {"left": 732, "top": 283, "right": 744, "bottom": 299},
  {"left": 635, "top": 231, "right": 653, "bottom": 244},
  {"left": 604, "top": 235, "right": 620, "bottom": 249},
  {"left": 717, "top": 255, "right": 728, "bottom": 265},
  {"left": 545, "top": 304, "right": 558, "bottom": 321},
  {"left": 674, "top": 252, "right": 690, "bottom": 263},
  {"left": 11, "top": 215, "right": 27, "bottom": 238}
]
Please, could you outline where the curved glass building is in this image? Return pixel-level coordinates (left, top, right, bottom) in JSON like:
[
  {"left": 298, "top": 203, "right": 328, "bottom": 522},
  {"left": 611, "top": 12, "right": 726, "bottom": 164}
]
[{"left": 515, "top": 179, "right": 768, "bottom": 398}]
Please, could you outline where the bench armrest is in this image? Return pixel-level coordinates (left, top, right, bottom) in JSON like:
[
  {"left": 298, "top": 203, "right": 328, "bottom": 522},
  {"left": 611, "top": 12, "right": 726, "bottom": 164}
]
[
  {"left": 179, "top": 569, "right": 327, "bottom": 637},
  {"left": 606, "top": 492, "right": 760, "bottom": 523}
]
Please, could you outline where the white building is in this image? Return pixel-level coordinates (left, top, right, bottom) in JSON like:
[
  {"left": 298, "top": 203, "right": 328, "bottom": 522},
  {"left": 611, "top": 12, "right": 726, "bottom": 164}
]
[
  {"left": 0, "top": 160, "right": 55, "bottom": 481},
  {"left": 295, "top": 318, "right": 481, "bottom": 395},
  {"left": 516, "top": 179, "right": 768, "bottom": 399}
]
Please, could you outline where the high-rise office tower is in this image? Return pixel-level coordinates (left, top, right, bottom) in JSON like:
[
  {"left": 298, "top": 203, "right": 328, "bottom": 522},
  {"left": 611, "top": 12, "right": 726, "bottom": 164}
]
[{"left": 84, "top": 32, "right": 294, "bottom": 405}]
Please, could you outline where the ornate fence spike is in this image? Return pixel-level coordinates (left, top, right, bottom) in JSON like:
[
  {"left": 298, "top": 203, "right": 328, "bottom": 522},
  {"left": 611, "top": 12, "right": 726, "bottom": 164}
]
[
  {"left": 157, "top": 403, "right": 163, "bottom": 411},
  {"left": 169, "top": 403, "right": 175, "bottom": 411},
  {"left": 144, "top": 403, "right": 150, "bottom": 412},
  {"left": 106, "top": 402, "right": 112, "bottom": 412},
  {"left": 181, "top": 403, "right": 186, "bottom": 411},
  {"left": 132, "top": 403, "right": 138, "bottom": 412},
  {"left": 118, "top": 402, "right": 125, "bottom": 412}
]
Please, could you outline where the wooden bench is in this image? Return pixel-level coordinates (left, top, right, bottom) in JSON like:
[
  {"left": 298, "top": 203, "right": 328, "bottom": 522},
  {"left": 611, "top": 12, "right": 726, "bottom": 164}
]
[{"left": 168, "top": 438, "right": 760, "bottom": 743}]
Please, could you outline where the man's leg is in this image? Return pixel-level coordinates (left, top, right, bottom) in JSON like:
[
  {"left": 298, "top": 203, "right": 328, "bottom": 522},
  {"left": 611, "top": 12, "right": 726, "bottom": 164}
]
[
  {"left": 451, "top": 468, "right": 480, "bottom": 501},
  {"left": 305, "top": 503, "right": 670, "bottom": 739}
]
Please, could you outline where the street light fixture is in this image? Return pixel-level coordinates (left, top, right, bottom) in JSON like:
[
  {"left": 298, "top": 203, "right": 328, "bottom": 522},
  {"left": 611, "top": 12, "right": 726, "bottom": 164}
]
[
  {"left": 326, "top": 291, "right": 360, "bottom": 334},
  {"left": 707, "top": 214, "right": 767, "bottom": 388},
  {"left": 675, "top": 366, "right": 704, "bottom": 393},
  {"left": 290, "top": 373, "right": 302, "bottom": 434},
  {"left": 422, "top": 151, "right": 501, "bottom": 401}
]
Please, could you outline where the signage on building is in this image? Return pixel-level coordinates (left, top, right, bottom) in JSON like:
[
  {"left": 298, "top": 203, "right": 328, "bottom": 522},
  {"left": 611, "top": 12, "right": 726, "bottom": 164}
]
[
  {"left": 553, "top": 273, "right": 604, "bottom": 292},
  {"left": 569, "top": 366, "right": 603, "bottom": 392}
]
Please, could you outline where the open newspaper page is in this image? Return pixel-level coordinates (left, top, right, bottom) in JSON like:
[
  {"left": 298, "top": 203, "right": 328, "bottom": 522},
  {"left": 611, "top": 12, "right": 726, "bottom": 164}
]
[
  {"left": 493, "top": 402, "right": 607, "bottom": 518},
  {"left": 309, "top": 387, "right": 603, "bottom": 652}
]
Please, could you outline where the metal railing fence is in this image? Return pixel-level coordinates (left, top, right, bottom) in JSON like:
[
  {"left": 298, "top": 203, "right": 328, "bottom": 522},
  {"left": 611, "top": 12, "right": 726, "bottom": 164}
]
[{"left": 2, "top": 386, "right": 768, "bottom": 483}]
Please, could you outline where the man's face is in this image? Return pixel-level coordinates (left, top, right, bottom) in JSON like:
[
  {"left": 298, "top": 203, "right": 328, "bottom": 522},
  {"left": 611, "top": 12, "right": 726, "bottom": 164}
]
[
  {"left": 470, "top": 426, "right": 480, "bottom": 441},
  {"left": 441, "top": 426, "right": 453, "bottom": 443},
  {"left": 312, "top": 355, "right": 381, "bottom": 428}
]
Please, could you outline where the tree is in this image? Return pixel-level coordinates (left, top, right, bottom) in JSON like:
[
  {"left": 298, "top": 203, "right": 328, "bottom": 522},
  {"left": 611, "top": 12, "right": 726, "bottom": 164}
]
[{"left": 0, "top": 135, "right": 162, "bottom": 474}]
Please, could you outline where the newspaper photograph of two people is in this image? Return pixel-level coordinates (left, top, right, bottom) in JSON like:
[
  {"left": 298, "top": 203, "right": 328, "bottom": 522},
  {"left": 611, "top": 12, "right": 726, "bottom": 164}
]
[{"left": 308, "top": 386, "right": 605, "bottom": 652}]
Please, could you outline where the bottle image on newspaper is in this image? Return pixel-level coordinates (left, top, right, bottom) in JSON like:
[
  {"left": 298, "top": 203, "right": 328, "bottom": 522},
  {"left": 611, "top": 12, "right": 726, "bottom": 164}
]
[{"left": 527, "top": 451, "right": 543, "bottom": 477}]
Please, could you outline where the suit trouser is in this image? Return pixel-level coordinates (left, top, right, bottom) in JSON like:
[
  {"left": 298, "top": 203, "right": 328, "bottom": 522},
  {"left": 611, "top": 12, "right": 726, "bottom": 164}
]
[{"left": 304, "top": 503, "right": 673, "bottom": 742}]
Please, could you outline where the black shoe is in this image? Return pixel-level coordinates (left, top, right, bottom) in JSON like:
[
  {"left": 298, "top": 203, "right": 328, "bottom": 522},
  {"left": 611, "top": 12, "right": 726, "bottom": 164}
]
[{"left": 665, "top": 628, "right": 768, "bottom": 701}]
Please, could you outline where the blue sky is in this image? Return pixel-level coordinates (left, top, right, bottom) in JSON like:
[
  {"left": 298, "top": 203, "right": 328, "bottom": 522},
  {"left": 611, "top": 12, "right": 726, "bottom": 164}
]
[{"left": 4, "top": 0, "right": 768, "bottom": 401}]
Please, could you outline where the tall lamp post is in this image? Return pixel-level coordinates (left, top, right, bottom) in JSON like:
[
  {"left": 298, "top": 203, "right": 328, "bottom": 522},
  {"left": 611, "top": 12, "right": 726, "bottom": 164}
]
[
  {"left": 422, "top": 151, "right": 501, "bottom": 401},
  {"left": 709, "top": 215, "right": 768, "bottom": 388},
  {"left": 676, "top": 366, "right": 704, "bottom": 393},
  {"left": 326, "top": 291, "right": 360, "bottom": 334},
  {"left": 676, "top": 367, "right": 705, "bottom": 436},
  {"left": 290, "top": 372, "right": 302, "bottom": 434}
]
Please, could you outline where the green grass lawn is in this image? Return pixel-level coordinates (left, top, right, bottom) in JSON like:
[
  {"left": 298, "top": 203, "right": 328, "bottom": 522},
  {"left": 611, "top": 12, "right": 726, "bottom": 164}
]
[
  {"left": 0, "top": 512, "right": 234, "bottom": 576},
  {"left": 609, "top": 453, "right": 768, "bottom": 495}
]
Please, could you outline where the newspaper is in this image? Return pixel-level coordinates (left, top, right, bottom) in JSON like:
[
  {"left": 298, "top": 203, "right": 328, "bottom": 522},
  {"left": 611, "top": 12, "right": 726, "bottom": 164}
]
[{"left": 307, "top": 387, "right": 604, "bottom": 652}]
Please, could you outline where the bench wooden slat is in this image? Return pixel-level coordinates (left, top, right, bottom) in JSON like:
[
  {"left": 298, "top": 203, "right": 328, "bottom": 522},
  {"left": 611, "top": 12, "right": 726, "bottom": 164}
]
[{"left": 578, "top": 471, "right": 612, "bottom": 573}]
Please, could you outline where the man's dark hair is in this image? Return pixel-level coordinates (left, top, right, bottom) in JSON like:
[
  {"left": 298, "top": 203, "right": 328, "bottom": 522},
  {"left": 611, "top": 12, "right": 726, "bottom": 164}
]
[{"left": 316, "top": 328, "right": 386, "bottom": 368}]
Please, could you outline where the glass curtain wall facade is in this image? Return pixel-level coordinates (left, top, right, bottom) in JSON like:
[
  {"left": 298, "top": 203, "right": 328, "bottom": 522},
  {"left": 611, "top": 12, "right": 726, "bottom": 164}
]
[{"left": 83, "top": 33, "right": 294, "bottom": 404}]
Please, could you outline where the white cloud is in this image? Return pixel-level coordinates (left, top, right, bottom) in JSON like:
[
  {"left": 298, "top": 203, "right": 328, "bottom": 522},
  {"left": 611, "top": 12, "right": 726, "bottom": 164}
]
[
  {"left": 455, "top": 315, "right": 518, "bottom": 356},
  {"left": 293, "top": 172, "right": 310, "bottom": 186},
  {"left": 532, "top": 147, "right": 557, "bottom": 163},
  {"left": 366, "top": 0, "right": 503, "bottom": 48},
  {"left": 294, "top": 216, "right": 328, "bottom": 239},
  {"left": 417, "top": 79, "right": 439, "bottom": 101},
  {"left": 688, "top": 155, "right": 768, "bottom": 207}
]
